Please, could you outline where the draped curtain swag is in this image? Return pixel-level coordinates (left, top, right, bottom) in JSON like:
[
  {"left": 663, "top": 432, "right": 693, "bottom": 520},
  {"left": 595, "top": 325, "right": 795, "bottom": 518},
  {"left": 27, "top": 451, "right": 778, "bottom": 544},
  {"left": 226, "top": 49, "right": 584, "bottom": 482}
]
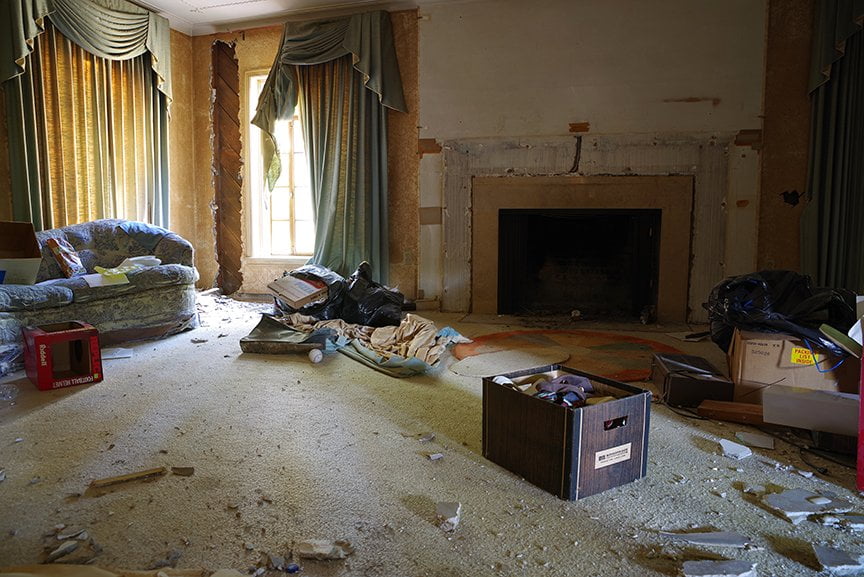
[
  {"left": 2, "top": 0, "right": 172, "bottom": 100},
  {"left": 252, "top": 10, "right": 405, "bottom": 189},
  {"left": 251, "top": 10, "right": 405, "bottom": 283},
  {"left": 1, "top": 0, "right": 171, "bottom": 230},
  {"left": 802, "top": 0, "right": 864, "bottom": 291},
  {"left": 808, "top": 0, "right": 864, "bottom": 92}
]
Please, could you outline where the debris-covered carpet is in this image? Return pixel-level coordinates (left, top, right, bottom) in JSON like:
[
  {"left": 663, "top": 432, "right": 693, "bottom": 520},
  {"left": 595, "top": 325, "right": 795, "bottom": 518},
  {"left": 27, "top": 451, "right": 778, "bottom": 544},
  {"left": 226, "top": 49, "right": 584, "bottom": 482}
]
[
  {"left": 1, "top": 294, "right": 863, "bottom": 577},
  {"left": 451, "top": 329, "right": 683, "bottom": 381}
]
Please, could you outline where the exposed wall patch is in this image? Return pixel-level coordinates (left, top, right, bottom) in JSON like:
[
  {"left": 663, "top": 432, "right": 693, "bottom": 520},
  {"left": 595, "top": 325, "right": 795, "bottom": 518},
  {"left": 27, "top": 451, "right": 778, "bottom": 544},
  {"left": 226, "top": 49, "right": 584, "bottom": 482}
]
[
  {"left": 418, "top": 138, "right": 442, "bottom": 156},
  {"left": 419, "top": 207, "right": 442, "bottom": 225},
  {"left": 734, "top": 129, "right": 763, "bottom": 150}
]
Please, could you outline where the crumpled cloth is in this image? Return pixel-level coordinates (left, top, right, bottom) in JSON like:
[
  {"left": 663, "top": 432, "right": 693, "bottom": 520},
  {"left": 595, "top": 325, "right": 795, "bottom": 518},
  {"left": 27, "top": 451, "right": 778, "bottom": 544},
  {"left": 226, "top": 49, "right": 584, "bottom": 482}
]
[
  {"left": 534, "top": 375, "right": 594, "bottom": 399},
  {"left": 277, "top": 312, "right": 465, "bottom": 366},
  {"left": 533, "top": 374, "right": 595, "bottom": 406}
]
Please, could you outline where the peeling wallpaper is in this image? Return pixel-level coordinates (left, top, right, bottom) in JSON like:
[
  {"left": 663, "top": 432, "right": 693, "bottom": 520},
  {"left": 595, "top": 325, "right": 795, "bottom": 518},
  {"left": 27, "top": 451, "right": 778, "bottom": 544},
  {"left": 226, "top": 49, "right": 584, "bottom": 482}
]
[
  {"left": 387, "top": 10, "right": 420, "bottom": 299},
  {"left": 168, "top": 30, "right": 197, "bottom": 265}
]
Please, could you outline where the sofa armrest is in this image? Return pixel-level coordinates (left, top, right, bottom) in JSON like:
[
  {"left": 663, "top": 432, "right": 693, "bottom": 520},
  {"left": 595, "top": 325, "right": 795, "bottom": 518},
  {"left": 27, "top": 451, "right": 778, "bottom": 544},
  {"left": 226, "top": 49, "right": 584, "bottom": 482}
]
[{"left": 153, "top": 232, "right": 195, "bottom": 267}]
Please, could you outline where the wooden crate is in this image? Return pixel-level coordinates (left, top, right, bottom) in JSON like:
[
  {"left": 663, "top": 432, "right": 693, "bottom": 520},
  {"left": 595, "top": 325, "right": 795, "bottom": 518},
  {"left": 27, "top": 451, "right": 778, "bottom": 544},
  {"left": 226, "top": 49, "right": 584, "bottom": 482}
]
[{"left": 482, "top": 365, "right": 651, "bottom": 500}]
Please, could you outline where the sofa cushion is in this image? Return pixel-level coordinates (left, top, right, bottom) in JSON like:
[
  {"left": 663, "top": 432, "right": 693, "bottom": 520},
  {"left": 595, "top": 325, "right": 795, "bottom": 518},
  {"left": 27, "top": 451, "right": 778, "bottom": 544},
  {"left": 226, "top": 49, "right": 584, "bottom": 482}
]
[
  {"left": 0, "top": 284, "right": 74, "bottom": 312},
  {"left": 40, "top": 263, "right": 198, "bottom": 305}
]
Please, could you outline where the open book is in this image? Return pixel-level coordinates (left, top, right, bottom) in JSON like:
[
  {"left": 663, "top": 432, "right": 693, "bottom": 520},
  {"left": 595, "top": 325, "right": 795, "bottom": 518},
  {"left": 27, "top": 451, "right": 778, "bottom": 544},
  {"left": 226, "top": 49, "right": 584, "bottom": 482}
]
[{"left": 267, "top": 275, "right": 328, "bottom": 309}]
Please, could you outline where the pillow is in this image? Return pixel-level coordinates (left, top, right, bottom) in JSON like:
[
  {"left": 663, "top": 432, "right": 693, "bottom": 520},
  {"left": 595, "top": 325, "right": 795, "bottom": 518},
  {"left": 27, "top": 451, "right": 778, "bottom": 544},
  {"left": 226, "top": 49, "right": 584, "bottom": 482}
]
[
  {"left": 45, "top": 237, "right": 87, "bottom": 278},
  {"left": 118, "top": 221, "right": 167, "bottom": 252}
]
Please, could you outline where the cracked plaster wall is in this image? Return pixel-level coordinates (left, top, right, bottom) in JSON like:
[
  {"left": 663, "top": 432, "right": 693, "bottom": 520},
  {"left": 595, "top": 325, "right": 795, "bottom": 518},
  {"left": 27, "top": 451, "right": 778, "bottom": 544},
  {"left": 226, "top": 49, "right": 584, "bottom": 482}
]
[{"left": 417, "top": 0, "right": 767, "bottom": 321}]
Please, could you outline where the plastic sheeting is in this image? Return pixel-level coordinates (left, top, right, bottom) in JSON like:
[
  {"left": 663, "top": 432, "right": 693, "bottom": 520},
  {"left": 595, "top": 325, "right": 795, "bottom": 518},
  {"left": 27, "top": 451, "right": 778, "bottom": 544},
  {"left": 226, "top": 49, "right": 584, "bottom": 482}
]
[{"left": 704, "top": 270, "right": 857, "bottom": 356}]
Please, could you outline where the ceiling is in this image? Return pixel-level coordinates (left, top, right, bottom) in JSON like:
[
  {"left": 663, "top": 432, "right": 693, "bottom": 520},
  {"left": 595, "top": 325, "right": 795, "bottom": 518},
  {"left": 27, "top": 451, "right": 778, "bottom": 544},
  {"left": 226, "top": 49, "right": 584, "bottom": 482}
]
[{"left": 134, "top": 0, "right": 421, "bottom": 35}]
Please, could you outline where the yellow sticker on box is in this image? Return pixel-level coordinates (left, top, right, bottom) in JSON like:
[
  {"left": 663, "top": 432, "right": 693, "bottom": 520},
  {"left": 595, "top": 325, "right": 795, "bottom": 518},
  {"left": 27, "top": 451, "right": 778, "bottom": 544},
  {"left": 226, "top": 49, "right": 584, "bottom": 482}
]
[{"left": 789, "top": 346, "right": 818, "bottom": 365}]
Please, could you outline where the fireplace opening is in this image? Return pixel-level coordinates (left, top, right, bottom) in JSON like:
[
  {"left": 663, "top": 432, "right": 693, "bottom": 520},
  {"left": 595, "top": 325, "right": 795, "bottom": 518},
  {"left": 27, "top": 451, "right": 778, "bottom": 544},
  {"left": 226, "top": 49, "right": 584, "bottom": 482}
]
[{"left": 497, "top": 209, "right": 661, "bottom": 320}]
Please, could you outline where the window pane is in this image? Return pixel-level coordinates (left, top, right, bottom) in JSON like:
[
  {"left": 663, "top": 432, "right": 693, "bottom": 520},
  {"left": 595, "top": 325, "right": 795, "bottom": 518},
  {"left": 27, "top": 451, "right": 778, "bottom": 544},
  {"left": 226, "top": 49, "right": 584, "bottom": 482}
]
[
  {"left": 274, "top": 153, "right": 293, "bottom": 188},
  {"left": 293, "top": 153, "right": 309, "bottom": 188},
  {"left": 270, "top": 188, "right": 291, "bottom": 220},
  {"left": 271, "top": 221, "right": 292, "bottom": 255},
  {"left": 294, "top": 186, "right": 313, "bottom": 220},
  {"left": 295, "top": 220, "right": 315, "bottom": 255}
]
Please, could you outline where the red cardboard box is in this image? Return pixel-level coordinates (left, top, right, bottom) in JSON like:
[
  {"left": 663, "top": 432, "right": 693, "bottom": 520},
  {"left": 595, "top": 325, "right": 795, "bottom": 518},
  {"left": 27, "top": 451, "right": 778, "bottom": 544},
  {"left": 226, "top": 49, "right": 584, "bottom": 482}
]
[{"left": 23, "top": 322, "right": 103, "bottom": 390}]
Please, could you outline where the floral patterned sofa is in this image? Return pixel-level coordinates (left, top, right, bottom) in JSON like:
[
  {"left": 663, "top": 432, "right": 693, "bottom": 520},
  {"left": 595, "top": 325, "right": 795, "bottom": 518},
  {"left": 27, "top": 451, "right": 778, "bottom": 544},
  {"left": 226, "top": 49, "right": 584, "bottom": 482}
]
[{"left": 0, "top": 219, "right": 199, "bottom": 376}]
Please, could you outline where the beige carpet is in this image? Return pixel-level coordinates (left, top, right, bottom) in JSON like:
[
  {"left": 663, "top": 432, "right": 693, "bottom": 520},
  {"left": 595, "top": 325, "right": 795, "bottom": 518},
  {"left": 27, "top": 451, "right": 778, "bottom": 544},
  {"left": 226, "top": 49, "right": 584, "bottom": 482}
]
[{"left": 0, "top": 294, "right": 862, "bottom": 576}]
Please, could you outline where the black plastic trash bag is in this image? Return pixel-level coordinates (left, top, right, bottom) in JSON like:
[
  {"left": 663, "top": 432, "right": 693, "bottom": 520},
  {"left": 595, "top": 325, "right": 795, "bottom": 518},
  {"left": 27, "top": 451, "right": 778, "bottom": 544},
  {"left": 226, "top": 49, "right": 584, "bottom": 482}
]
[
  {"left": 273, "top": 264, "right": 346, "bottom": 320},
  {"left": 273, "top": 261, "right": 404, "bottom": 327},
  {"left": 703, "top": 270, "right": 857, "bottom": 356},
  {"left": 339, "top": 261, "right": 404, "bottom": 327}
]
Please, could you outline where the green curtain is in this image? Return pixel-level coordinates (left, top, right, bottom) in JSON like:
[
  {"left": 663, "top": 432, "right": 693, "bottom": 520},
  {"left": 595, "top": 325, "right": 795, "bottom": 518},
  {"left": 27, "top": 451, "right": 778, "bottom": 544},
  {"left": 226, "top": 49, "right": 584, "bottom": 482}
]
[
  {"left": 1, "top": 0, "right": 171, "bottom": 100},
  {"left": 251, "top": 10, "right": 405, "bottom": 282},
  {"left": 802, "top": 0, "right": 864, "bottom": 290},
  {"left": 3, "top": 61, "right": 45, "bottom": 228},
  {"left": 297, "top": 55, "right": 389, "bottom": 282},
  {"left": 1, "top": 0, "right": 171, "bottom": 230}
]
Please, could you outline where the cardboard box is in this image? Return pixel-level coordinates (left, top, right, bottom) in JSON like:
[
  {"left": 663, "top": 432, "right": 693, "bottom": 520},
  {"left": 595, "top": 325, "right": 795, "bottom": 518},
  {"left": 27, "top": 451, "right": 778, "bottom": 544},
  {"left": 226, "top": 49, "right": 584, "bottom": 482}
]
[
  {"left": 23, "top": 322, "right": 103, "bottom": 390},
  {"left": 0, "top": 221, "right": 42, "bottom": 284},
  {"left": 267, "top": 275, "right": 328, "bottom": 309},
  {"left": 762, "top": 385, "right": 858, "bottom": 437},
  {"left": 727, "top": 329, "right": 859, "bottom": 403},
  {"left": 650, "top": 353, "right": 733, "bottom": 407},
  {"left": 482, "top": 365, "right": 651, "bottom": 500}
]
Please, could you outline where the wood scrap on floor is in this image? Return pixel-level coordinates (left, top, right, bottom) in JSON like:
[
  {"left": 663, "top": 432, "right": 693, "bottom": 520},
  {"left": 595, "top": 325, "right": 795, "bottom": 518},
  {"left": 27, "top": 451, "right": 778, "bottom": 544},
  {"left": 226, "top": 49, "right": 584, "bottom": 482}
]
[
  {"left": 89, "top": 467, "right": 167, "bottom": 489},
  {"left": 696, "top": 400, "right": 764, "bottom": 426}
]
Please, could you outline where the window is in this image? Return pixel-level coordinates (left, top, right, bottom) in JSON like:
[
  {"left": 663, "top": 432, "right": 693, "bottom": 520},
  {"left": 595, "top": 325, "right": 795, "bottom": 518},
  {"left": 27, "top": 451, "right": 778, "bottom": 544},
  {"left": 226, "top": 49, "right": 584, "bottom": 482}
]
[
  {"left": 13, "top": 20, "right": 168, "bottom": 229},
  {"left": 247, "top": 74, "right": 314, "bottom": 259}
]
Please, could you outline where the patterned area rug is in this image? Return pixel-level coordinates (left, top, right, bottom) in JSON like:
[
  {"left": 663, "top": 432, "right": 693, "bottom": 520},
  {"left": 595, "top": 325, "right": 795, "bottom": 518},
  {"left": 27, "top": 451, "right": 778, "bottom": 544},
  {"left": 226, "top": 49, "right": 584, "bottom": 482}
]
[{"left": 451, "top": 329, "right": 684, "bottom": 381}]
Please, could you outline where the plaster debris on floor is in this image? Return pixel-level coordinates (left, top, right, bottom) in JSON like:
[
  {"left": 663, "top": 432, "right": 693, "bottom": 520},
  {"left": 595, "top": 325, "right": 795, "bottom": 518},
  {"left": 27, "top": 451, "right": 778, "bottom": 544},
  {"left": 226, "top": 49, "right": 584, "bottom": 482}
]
[{"left": 1, "top": 293, "right": 864, "bottom": 576}]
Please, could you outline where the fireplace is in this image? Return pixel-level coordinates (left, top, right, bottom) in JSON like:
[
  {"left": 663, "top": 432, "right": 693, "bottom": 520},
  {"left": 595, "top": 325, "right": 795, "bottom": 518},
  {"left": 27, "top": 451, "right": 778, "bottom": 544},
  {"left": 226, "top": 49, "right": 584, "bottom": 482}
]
[
  {"left": 471, "top": 175, "right": 693, "bottom": 323},
  {"left": 498, "top": 208, "right": 661, "bottom": 320}
]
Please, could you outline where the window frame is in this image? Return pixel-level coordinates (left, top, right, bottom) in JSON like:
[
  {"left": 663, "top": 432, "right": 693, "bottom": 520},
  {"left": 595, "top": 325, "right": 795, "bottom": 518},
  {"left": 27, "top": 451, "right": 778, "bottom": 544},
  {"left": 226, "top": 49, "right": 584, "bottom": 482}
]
[{"left": 244, "top": 71, "right": 313, "bottom": 264}]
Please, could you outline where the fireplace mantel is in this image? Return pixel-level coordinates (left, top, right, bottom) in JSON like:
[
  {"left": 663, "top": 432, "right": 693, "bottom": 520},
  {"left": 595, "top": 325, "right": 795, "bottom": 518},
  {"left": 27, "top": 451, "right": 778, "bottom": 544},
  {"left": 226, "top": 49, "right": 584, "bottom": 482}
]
[{"left": 471, "top": 175, "right": 694, "bottom": 322}]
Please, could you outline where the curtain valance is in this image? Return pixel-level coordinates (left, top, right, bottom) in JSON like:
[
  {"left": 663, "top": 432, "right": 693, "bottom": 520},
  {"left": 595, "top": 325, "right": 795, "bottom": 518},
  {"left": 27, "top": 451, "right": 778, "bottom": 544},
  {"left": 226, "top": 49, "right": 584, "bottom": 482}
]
[
  {"left": 809, "top": 0, "right": 864, "bottom": 92},
  {"left": 1, "top": 0, "right": 172, "bottom": 100},
  {"left": 252, "top": 10, "right": 405, "bottom": 188}
]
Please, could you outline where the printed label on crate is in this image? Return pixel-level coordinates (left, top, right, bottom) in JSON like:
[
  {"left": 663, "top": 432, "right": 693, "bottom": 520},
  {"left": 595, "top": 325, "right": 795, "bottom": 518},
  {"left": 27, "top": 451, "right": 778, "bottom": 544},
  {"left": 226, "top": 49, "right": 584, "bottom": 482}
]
[
  {"left": 52, "top": 374, "right": 97, "bottom": 389},
  {"left": 594, "top": 442, "right": 632, "bottom": 469},
  {"left": 789, "top": 346, "right": 820, "bottom": 366}
]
